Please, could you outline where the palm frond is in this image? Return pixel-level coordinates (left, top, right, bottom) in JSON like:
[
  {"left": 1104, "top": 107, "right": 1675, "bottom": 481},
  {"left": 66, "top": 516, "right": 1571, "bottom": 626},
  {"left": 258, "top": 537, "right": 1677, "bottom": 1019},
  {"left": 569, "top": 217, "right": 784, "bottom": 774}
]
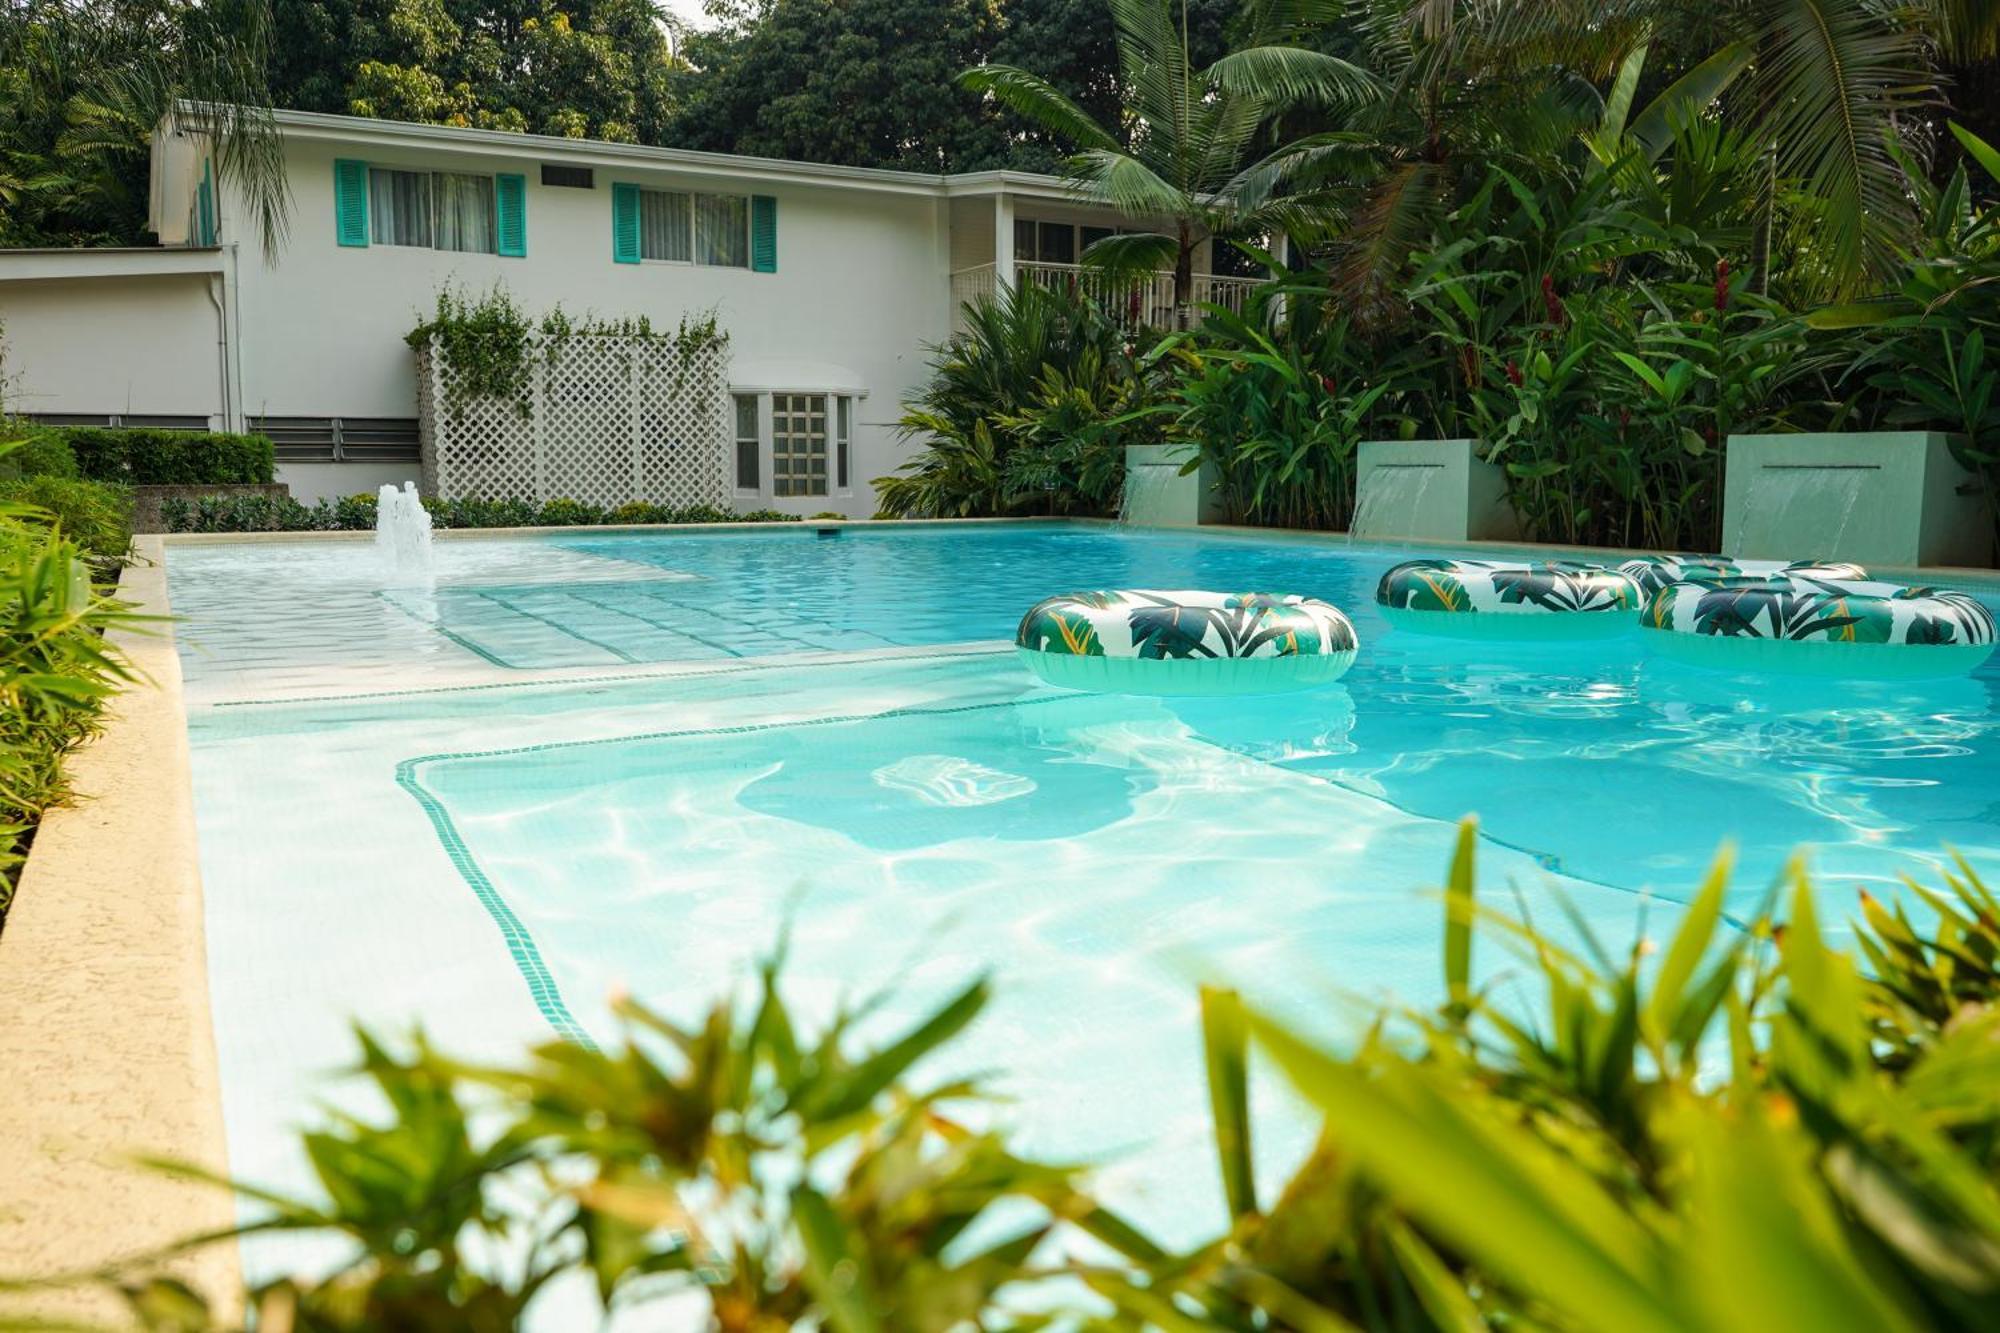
[
  {"left": 958, "top": 65, "right": 1122, "bottom": 154},
  {"left": 1747, "top": 0, "right": 1933, "bottom": 295},
  {"left": 1068, "top": 147, "right": 1188, "bottom": 220},
  {"left": 1207, "top": 46, "right": 1382, "bottom": 111}
]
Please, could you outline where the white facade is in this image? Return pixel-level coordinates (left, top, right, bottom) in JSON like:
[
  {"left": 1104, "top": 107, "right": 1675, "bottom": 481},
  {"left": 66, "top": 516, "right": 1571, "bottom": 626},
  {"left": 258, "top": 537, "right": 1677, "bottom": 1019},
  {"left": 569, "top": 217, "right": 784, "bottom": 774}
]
[{"left": 1, "top": 109, "right": 1251, "bottom": 516}]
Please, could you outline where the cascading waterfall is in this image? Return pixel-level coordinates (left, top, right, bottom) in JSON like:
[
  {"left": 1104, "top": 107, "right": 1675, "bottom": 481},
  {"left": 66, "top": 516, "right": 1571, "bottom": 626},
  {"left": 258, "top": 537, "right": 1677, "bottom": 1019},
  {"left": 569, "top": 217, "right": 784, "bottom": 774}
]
[
  {"left": 1348, "top": 464, "right": 1441, "bottom": 541},
  {"left": 375, "top": 481, "right": 435, "bottom": 585},
  {"left": 1739, "top": 467, "right": 1869, "bottom": 562}
]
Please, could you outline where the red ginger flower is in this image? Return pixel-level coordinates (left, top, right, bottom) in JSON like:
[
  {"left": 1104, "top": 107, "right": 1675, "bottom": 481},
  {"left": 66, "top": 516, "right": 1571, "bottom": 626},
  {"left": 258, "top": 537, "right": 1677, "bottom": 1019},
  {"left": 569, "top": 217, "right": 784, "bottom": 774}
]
[
  {"left": 1506, "top": 359, "right": 1524, "bottom": 387},
  {"left": 1714, "top": 258, "right": 1731, "bottom": 313}
]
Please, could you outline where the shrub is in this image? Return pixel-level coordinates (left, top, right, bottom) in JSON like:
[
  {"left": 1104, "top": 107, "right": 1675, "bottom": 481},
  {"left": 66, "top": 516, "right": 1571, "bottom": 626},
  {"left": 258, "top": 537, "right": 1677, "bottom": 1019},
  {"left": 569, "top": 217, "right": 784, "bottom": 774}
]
[
  {"left": 0, "top": 475, "right": 133, "bottom": 563},
  {"left": 43, "top": 830, "right": 2000, "bottom": 1329},
  {"left": 0, "top": 428, "right": 78, "bottom": 481},
  {"left": 159, "top": 494, "right": 801, "bottom": 533},
  {"left": 60, "top": 427, "right": 275, "bottom": 486},
  {"left": 880, "top": 283, "right": 1156, "bottom": 518},
  {"left": 0, "top": 501, "right": 135, "bottom": 913}
]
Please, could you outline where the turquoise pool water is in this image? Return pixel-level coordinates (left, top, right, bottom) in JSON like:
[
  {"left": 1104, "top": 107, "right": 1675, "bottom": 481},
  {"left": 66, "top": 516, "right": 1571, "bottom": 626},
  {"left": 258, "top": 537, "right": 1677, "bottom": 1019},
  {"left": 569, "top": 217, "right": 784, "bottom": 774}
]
[{"left": 166, "top": 523, "right": 2000, "bottom": 1279}]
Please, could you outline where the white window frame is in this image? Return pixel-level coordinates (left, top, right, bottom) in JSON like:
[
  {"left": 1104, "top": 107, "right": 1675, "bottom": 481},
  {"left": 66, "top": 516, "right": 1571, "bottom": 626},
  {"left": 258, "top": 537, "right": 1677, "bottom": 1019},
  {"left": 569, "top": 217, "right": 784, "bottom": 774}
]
[
  {"left": 635, "top": 186, "right": 751, "bottom": 268},
  {"left": 731, "top": 390, "right": 859, "bottom": 501}
]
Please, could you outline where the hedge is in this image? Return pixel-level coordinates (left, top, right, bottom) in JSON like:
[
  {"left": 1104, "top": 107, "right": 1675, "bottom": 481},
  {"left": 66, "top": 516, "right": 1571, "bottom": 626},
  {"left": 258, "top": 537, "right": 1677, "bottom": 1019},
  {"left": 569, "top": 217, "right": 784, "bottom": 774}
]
[
  {"left": 0, "top": 476, "right": 133, "bottom": 564},
  {"left": 58, "top": 427, "right": 275, "bottom": 486},
  {"left": 159, "top": 493, "right": 802, "bottom": 533}
]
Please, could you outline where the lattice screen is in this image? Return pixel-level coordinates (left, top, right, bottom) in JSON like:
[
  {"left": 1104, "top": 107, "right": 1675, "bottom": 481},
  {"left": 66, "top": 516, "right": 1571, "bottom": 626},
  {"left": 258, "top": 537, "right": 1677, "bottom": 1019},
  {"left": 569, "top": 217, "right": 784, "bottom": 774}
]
[{"left": 417, "top": 333, "right": 730, "bottom": 506}]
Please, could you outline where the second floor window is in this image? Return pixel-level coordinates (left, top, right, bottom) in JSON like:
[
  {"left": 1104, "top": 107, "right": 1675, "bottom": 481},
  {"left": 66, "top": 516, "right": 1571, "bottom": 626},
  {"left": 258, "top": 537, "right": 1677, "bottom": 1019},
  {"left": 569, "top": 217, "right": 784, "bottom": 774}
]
[
  {"left": 637, "top": 188, "right": 748, "bottom": 267},
  {"left": 369, "top": 169, "right": 498, "bottom": 254}
]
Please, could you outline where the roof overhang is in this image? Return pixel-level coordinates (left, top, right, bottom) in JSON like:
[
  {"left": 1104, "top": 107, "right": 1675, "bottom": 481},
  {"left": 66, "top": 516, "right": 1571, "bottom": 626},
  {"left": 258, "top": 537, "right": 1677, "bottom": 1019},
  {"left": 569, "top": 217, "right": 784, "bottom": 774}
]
[
  {"left": 173, "top": 104, "right": 1095, "bottom": 203},
  {"left": 0, "top": 247, "right": 225, "bottom": 283}
]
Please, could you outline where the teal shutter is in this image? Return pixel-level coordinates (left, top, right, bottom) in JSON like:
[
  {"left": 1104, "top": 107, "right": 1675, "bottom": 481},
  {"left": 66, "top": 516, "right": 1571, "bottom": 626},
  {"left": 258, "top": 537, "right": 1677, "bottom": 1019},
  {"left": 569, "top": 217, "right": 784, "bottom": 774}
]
[
  {"left": 750, "top": 195, "right": 777, "bottom": 272},
  {"left": 197, "top": 160, "right": 216, "bottom": 245},
  {"left": 495, "top": 172, "right": 527, "bottom": 257},
  {"left": 611, "top": 183, "right": 640, "bottom": 263},
  {"left": 333, "top": 159, "right": 369, "bottom": 247}
]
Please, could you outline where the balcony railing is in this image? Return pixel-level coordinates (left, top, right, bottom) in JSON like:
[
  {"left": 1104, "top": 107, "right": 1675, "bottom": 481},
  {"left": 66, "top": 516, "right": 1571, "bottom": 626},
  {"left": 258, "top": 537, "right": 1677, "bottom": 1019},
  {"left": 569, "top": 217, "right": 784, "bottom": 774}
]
[{"left": 949, "top": 261, "right": 1266, "bottom": 332}]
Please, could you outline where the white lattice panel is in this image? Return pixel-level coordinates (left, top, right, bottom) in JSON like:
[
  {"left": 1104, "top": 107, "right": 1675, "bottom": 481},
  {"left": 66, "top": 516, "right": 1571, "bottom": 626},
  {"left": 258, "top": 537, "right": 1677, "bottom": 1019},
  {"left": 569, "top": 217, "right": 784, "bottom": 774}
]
[{"left": 418, "top": 333, "right": 730, "bottom": 507}]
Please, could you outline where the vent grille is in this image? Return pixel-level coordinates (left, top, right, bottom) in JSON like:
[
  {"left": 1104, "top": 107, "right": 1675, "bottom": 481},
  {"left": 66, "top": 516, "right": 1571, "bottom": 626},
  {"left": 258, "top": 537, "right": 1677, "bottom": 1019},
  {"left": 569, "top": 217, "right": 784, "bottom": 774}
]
[
  {"left": 540, "top": 164, "right": 594, "bottom": 189},
  {"left": 250, "top": 416, "right": 421, "bottom": 464},
  {"left": 23, "top": 412, "right": 212, "bottom": 429}
]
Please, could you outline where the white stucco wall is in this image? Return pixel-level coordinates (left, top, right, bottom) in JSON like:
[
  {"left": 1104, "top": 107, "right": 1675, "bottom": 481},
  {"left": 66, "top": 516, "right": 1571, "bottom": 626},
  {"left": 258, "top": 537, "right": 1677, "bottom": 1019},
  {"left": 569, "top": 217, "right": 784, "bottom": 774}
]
[
  {"left": 224, "top": 137, "right": 957, "bottom": 517},
  {"left": 0, "top": 273, "right": 222, "bottom": 423}
]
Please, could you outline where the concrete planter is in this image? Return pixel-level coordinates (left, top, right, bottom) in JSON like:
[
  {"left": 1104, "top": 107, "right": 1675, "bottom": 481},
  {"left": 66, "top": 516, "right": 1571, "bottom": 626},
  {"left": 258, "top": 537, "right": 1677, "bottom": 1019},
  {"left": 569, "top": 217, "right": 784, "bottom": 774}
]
[
  {"left": 1724, "top": 432, "right": 1991, "bottom": 568},
  {"left": 1121, "top": 443, "right": 1222, "bottom": 527},
  {"left": 132, "top": 483, "right": 292, "bottom": 534},
  {"left": 1352, "top": 439, "right": 1519, "bottom": 543}
]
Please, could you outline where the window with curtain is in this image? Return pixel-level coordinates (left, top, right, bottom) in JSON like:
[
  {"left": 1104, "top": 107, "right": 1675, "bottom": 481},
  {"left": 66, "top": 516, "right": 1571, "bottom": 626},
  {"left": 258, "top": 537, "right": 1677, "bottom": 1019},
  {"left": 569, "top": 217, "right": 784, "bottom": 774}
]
[
  {"left": 635, "top": 188, "right": 747, "bottom": 267},
  {"left": 368, "top": 168, "right": 432, "bottom": 248},
  {"left": 433, "top": 172, "right": 497, "bottom": 254},
  {"left": 696, "top": 194, "right": 748, "bottom": 267},
  {"left": 640, "top": 189, "right": 692, "bottom": 262}
]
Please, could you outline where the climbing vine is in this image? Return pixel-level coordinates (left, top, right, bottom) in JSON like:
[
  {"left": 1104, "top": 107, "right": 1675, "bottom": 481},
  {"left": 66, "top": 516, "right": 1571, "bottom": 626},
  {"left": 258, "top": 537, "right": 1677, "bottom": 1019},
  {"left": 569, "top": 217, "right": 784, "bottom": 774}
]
[{"left": 407, "top": 285, "right": 730, "bottom": 418}]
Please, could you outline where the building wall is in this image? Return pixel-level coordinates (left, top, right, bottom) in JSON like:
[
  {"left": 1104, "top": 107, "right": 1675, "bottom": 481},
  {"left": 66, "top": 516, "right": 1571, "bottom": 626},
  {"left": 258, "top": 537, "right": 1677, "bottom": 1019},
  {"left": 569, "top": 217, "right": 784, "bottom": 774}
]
[
  {"left": 225, "top": 138, "right": 954, "bottom": 517},
  {"left": 0, "top": 274, "right": 222, "bottom": 423},
  {"left": 948, "top": 195, "right": 995, "bottom": 274}
]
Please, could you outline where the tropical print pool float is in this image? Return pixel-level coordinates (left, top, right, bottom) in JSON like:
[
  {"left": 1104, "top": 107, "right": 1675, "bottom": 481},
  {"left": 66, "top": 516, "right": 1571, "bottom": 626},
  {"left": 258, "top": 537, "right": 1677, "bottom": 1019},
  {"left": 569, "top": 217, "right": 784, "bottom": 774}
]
[
  {"left": 1619, "top": 554, "right": 1869, "bottom": 597},
  {"left": 1375, "top": 558, "right": 1642, "bottom": 639},
  {"left": 1016, "top": 589, "right": 1358, "bottom": 695},
  {"left": 1642, "top": 573, "right": 1997, "bottom": 678}
]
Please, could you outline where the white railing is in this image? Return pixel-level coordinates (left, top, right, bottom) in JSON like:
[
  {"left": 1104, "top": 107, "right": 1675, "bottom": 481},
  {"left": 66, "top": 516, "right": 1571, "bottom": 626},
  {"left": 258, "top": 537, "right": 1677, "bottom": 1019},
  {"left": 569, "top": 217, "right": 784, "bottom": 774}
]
[{"left": 949, "top": 261, "right": 1266, "bottom": 333}]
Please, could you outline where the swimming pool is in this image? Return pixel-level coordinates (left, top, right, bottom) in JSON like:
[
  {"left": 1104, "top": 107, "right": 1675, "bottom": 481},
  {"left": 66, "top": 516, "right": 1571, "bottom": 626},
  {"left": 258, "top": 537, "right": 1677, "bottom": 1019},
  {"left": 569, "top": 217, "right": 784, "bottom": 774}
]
[{"left": 166, "top": 522, "right": 2000, "bottom": 1269}]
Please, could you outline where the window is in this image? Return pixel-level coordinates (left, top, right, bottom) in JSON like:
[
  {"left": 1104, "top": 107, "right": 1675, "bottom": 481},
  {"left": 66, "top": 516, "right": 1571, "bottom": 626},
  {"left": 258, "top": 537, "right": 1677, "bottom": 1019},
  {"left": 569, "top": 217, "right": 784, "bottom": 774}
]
[
  {"left": 1016, "top": 218, "right": 1116, "bottom": 264},
  {"left": 733, "top": 394, "right": 760, "bottom": 490},
  {"left": 369, "top": 168, "right": 433, "bottom": 248},
  {"left": 633, "top": 187, "right": 748, "bottom": 266},
  {"left": 771, "top": 394, "right": 828, "bottom": 497},
  {"left": 433, "top": 172, "right": 497, "bottom": 253},
  {"left": 363, "top": 168, "right": 503, "bottom": 253},
  {"left": 836, "top": 397, "right": 851, "bottom": 491},
  {"left": 541, "top": 164, "right": 594, "bottom": 189}
]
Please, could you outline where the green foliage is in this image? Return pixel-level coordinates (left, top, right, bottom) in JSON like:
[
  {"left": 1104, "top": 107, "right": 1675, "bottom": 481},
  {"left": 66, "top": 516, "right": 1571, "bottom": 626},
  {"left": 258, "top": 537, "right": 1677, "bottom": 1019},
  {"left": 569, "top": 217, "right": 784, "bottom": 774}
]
[
  {"left": 272, "top": 0, "right": 681, "bottom": 143},
  {"left": 0, "top": 0, "right": 289, "bottom": 257},
  {"left": 0, "top": 475, "right": 135, "bottom": 564},
  {"left": 0, "top": 450, "right": 137, "bottom": 912},
  {"left": 53, "top": 427, "right": 275, "bottom": 487},
  {"left": 879, "top": 282, "right": 1155, "bottom": 518},
  {"left": 1162, "top": 290, "right": 1393, "bottom": 529},
  {"left": 0, "top": 429, "right": 79, "bottom": 482},
  {"left": 158, "top": 492, "right": 798, "bottom": 533},
  {"left": 39, "top": 828, "right": 2000, "bottom": 1328},
  {"left": 408, "top": 285, "right": 729, "bottom": 420}
]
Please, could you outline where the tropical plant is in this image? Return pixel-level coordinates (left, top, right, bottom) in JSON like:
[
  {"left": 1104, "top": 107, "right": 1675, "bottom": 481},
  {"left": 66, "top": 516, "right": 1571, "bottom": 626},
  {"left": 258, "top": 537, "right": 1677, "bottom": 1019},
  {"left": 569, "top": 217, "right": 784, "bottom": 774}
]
[
  {"left": 879, "top": 282, "right": 1154, "bottom": 518},
  {"left": 158, "top": 493, "right": 798, "bottom": 534},
  {"left": 962, "top": 0, "right": 1380, "bottom": 319},
  {"left": 24, "top": 827, "right": 2000, "bottom": 1328},
  {"left": 0, "top": 0, "right": 292, "bottom": 258},
  {"left": 1162, "top": 287, "right": 1390, "bottom": 528},
  {"left": 0, "top": 442, "right": 138, "bottom": 911}
]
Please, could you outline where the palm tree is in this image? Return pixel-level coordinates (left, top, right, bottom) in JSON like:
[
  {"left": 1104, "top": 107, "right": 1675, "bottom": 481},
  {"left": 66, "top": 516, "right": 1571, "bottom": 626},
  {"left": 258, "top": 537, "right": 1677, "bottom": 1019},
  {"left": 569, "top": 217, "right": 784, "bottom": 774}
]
[
  {"left": 961, "top": 0, "right": 1380, "bottom": 324},
  {"left": 1334, "top": 0, "right": 1987, "bottom": 302},
  {"left": 0, "top": 0, "right": 291, "bottom": 260}
]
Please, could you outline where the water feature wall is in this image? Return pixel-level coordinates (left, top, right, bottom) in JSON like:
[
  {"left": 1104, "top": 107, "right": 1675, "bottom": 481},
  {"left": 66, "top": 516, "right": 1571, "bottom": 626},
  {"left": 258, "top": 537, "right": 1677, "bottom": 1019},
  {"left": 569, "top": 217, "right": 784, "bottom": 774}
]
[
  {"left": 376, "top": 481, "right": 436, "bottom": 585},
  {"left": 1351, "top": 440, "right": 1519, "bottom": 543},
  {"left": 1724, "top": 432, "right": 1990, "bottom": 569},
  {"left": 1121, "top": 444, "right": 1223, "bottom": 527}
]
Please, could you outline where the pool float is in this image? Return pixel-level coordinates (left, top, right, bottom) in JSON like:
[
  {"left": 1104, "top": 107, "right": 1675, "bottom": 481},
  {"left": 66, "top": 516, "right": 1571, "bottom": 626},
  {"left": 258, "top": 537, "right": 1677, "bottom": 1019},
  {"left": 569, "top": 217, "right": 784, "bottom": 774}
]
[
  {"left": 1641, "top": 573, "right": 1996, "bottom": 678},
  {"left": 1619, "top": 554, "right": 1868, "bottom": 597},
  {"left": 1375, "top": 558, "right": 1641, "bottom": 639},
  {"left": 1016, "top": 589, "right": 1358, "bottom": 695}
]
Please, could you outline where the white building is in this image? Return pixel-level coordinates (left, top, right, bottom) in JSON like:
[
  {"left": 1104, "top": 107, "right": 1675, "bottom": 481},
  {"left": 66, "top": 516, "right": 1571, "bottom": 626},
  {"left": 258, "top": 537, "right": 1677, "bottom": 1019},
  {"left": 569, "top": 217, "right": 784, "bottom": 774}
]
[{"left": 0, "top": 109, "right": 1258, "bottom": 516}]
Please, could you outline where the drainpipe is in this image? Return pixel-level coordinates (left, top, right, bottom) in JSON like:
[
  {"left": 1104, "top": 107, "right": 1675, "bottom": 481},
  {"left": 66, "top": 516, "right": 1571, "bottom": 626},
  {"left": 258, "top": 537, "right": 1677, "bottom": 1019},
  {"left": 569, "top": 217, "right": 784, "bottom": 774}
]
[{"left": 206, "top": 271, "right": 231, "bottom": 432}]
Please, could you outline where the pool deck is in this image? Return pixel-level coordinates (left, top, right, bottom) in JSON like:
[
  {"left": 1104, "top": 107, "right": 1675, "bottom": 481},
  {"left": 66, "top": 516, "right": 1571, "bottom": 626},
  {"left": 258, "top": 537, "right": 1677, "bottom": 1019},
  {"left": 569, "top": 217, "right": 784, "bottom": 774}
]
[
  {"left": 0, "top": 515, "right": 1992, "bottom": 1316},
  {"left": 0, "top": 536, "right": 238, "bottom": 1322}
]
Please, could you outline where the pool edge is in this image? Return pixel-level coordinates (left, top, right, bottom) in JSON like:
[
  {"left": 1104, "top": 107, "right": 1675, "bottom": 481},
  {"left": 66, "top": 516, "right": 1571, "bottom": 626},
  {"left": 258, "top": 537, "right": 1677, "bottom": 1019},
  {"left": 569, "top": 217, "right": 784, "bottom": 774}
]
[{"left": 0, "top": 536, "right": 240, "bottom": 1321}]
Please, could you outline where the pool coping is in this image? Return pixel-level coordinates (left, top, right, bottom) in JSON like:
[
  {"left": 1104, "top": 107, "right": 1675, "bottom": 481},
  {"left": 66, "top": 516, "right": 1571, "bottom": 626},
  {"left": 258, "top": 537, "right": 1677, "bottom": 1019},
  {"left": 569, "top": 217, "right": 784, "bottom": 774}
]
[
  {"left": 156, "top": 515, "right": 2000, "bottom": 591},
  {"left": 0, "top": 536, "right": 240, "bottom": 1322}
]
